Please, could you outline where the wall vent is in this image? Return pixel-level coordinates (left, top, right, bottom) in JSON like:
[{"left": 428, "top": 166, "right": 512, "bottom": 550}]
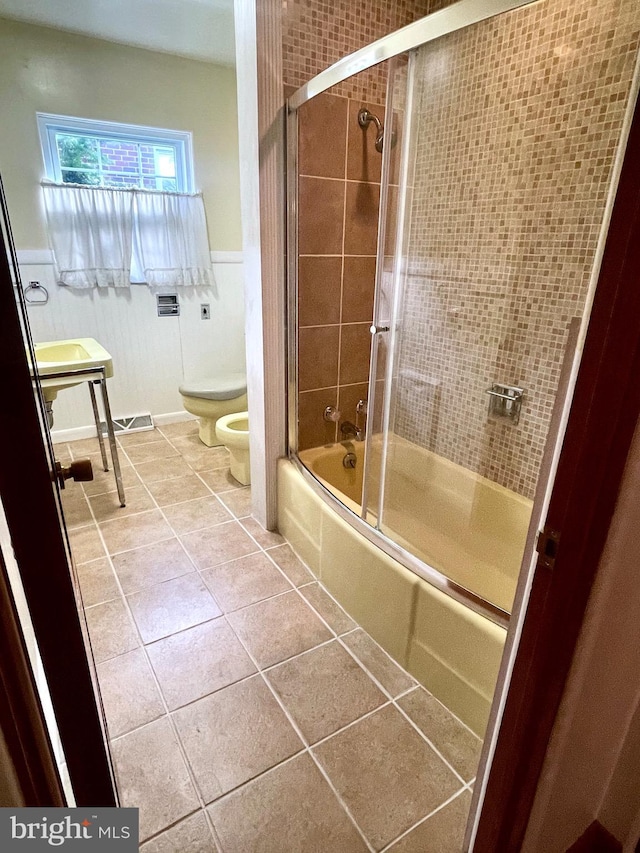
[
  {"left": 157, "top": 293, "right": 180, "bottom": 317},
  {"left": 100, "top": 413, "right": 154, "bottom": 435}
]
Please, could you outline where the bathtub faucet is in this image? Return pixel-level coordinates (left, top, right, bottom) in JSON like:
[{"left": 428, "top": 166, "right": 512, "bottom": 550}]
[
  {"left": 340, "top": 399, "right": 368, "bottom": 442},
  {"left": 340, "top": 420, "right": 363, "bottom": 441}
]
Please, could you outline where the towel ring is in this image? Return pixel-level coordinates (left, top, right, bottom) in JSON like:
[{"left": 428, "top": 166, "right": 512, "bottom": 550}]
[{"left": 24, "top": 281, "right": 49, "bottom": 305}]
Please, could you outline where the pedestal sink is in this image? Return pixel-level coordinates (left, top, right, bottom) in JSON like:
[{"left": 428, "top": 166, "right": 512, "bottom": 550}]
[
  {"left": 31, "top": 337, "right": 125, "bottom": 507},
  {"left": 33, "top": 337, "right": 113, "bottom": 403}
]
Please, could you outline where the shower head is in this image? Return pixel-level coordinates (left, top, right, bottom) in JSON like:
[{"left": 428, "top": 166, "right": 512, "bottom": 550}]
[{"left": 357, "top": 107, "right": 396, "bottom": 154}]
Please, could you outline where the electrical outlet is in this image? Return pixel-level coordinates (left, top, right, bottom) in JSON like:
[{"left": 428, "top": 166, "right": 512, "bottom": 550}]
[{"left": 201, "top": 303, "right": 210, "bottom": 320}]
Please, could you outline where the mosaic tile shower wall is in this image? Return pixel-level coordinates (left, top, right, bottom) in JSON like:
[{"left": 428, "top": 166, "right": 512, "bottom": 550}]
[
  {"left": 282, "top": 0, "right": 431, "bottom": 100},
  {"left": 392, "top": 0, "right": 639, "bottom": 498}
]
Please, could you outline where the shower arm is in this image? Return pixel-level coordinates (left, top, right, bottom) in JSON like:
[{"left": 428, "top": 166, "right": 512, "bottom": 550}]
[{"left": 357, "top": 108, "right": 386, "bottom": 154}]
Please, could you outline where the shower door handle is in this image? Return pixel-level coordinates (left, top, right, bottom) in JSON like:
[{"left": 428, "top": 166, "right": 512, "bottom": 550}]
[{"left": 370, "top": 324, "right": 390, "bottom": 335}]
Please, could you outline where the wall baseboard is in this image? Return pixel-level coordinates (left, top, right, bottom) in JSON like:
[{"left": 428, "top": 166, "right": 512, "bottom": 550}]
[
  {"left": 566, "top": 821, "right": 622, "bottom": 853},
  {"left": 50, "top": 411, "right": 196, "bottom": 444}
]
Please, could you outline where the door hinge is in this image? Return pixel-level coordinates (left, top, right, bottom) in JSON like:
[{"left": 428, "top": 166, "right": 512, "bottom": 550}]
[{"left": 536, "top": 526, "right": 561, "bottom": 569}]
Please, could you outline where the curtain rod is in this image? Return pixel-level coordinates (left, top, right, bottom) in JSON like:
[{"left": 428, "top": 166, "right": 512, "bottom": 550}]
[{"left": 40, "top": 180, "right": 203, "bottom": 199}]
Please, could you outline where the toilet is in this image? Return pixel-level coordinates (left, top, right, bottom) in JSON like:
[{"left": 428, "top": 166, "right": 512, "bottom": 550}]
[
  {"left": 215, "top": 411, "right": 250, "bottom": 485},
  {"left": 178, "top": 373, "right": 247, "bottom": 447}
]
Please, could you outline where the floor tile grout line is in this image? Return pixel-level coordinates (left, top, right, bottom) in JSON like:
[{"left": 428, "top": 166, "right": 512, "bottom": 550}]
[
  {"left": 185, "top": 553, "right": 377, "bottom": 850},
  {"left": 392, "top": 701, "right": 468, "bottom": 786},
  {"left": 276, "top": 548, "right": 483, "bottom": 761},
  {"left": 85, "top": 440, "right": 229, "bottom": 848},
  {"left": 70, "top": 432, "right": 473, "bottom": 847},
  {"left": 69, "top": 431, "right": 271, "bottom": 850},
  {"left": 211, "top": 609, "right": 377, "bottom": 853},
  {"left": 378, "top": 785, "right": 470, "bottom": 852},
  {"left": 137, "top": 807, "right": 220, "bottom": 852}
]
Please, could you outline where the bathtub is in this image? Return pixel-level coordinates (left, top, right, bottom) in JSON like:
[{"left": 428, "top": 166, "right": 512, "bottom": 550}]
[
  {"left": 278, "top": 436, "right": 532, "bottom": 736},
  {"left": 300, "top": 435, "right": 533, "bottom": 614}
]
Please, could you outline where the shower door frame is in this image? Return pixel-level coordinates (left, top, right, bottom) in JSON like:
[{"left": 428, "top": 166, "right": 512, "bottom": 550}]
[
  {"left": 286, "top": 0, "right": 542, "bottom": 630},
  {"left": 285, "top": 0, "right": 640, "bottom": 849}
]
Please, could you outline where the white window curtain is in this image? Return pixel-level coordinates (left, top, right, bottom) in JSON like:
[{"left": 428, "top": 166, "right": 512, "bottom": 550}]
[
  {"left": 42, "top": 184, "right": 215, "bottom": 290},
  {"left": 42, "top": 183, "right": 133, "bottom": 288},
  {"left": 131, "top": 192, "right": 215, "bottom": 288}
]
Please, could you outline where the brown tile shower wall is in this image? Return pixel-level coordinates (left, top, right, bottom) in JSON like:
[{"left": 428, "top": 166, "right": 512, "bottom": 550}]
[
  {"left": 394, "top": 0, "right": 639, "bottom": 499},
  {"left": 296, "top": 91, "right": 383, "bottom": 451},
  {"left": 284, "top": 1, "right": 434, "bottom": 452}
]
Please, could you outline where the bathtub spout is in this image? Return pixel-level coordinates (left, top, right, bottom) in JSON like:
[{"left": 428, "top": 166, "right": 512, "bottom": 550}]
[{"left": 340, "top": 420, "right": 364, "bottom": 441}]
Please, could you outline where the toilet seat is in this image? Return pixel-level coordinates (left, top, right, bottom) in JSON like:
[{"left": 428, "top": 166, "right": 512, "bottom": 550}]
[{"left": 179, "top": 372, "right": 246, "bottom": 401}]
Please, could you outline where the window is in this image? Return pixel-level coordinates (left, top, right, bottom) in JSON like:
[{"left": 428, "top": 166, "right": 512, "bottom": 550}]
[{"left": 37, "top": 114, "right": 194, "bottom": 192}]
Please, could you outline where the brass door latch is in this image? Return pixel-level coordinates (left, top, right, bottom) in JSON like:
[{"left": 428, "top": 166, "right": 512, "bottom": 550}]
[{"left": 53, "top": 458, "right": 94, "bottom": 490}]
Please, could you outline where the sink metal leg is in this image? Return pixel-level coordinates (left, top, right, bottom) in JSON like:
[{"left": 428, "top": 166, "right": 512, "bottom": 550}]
[
  {"left": 98, "top": 378, "right": 125, "bottom": 507},
  {"left": 88, "top": 380, "right": 109, "bottom": 472}
]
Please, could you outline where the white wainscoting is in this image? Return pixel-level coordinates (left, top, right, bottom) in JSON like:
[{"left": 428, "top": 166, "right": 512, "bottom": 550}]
[{"left": 19, "top": 251, "right": 246, "bottom": 437}]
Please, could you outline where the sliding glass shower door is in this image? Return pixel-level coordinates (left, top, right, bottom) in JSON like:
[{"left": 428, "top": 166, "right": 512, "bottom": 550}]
[{"left": 362, "top": 0, "right": 639, "bottom": 617}]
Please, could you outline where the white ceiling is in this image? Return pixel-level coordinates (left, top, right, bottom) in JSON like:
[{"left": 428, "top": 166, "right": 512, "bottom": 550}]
[{"left": 0, "top": 0, "right": 235, "bottom": 66}]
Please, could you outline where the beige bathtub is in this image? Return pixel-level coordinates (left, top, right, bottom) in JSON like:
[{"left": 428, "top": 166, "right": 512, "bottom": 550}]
[
  {"left": 300, "top": 435, "right": 532, "bottom": 613},
  {"left": 278, "top": 438, "right": 532, "bottom": 736}
]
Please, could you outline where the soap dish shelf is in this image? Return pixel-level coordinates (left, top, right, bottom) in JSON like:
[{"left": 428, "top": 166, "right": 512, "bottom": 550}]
[{"left": 486, "top": 383, "right": 525, "bottom": 425}]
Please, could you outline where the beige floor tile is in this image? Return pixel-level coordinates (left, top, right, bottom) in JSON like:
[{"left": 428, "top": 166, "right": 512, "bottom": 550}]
[
  {"left": 124, "top": 440, "right": 179, "bottom": 465},
  {"left": 61, "top": 492, "right": 94, "bottom": 529},
  {"left": 267, "top": 641, "right": 386, "bottom": 744},
  {"left": 111, "top": 538, "right": 195, "bottom": 595},
  {"left": 99, "top": 510, "right": 173, "bottom": 555},
  {"left": 266, "top": 544, "right": 315, "bottom": 586},
  {"left": 97, "top": 648, "right": 164, "bottom": 738},
  {"left": 342, "top": 629, "right": 416, "bottom": 697},
  {"left": 117, "top": 429, "right": 164, "bottom": 447},
  {"left": 312, "top": 705, "right": 461, "bottom": 850},
  {"left": 82, "top": 464, "right": 141, "bottom": 497},
  {"left": 158, "top": 420, "right": 198, "bottom": 438},
  {"left": 181, "top": 521, "right": 259, "bottom": 571},
  {"left": 201, "top": 552, "right": 292, "bottom": 613},
  {"left": 112, "top": 716, "right": 199, "bottom": 842},
  {"left": 67, "top": 436, "right": 104, "bottom": 457},
  {"left": 140, "top": 811, "right": 216, "bottom": 853},
  {"left": 89, "top": 485, "right": 155, "bottom": 522},
  {"left": 147, "top": 618, "right": 256, "bottom": 710},
  {"left": 85, "top": 598, "right": 139, "bottom": 663},
  {"left": 69, "top": 524, "right": 105, "bottom": 564},
  {"left": 128, "top": 573, "right": 221, "bottom": 643},
  {"left": 186, "top": 451, "right": 231, "bottom": 474},
  {"left": 52, "top": 442, "right": 72, "bottom": 461},
  {"left": 398, "top": 689, "right": 482, "bottom": 782},
  {"left": 173, "top": 675, "right": 302, "bottom": 803},
  {"left": 135, "top": 457, "right": 194, "bottom": 484},
  {"left": 226, "top": 590, "right": 332, "bottom": 669},
  {"left": 208, "top": 753, "right": 368, "bottom": 853},
  {"left": 198, "top": 468, "right": 243, "bottom": 493},
  {"left": 146, "top": 474, "right": 212, "bottom": 506},
  {"left": 388, "top": 790, "right": 472, "bottom": 852},
  {"left": 76, "top": 557, "right": 120, "bottom": 608},
  {"left": 299, "top": 583, "right": 356, "bottom": 634},
  {"left": 163, "top": 496, "right": 231, "bottom": 535},
  {"left": 218, "top": 488, "right": 252, "bottom": 519},
  {"left": 172, "top": 435, "right": 229, "bottom": 464},
  {"left": 240, "top": 517, "right": 285, "bottom": 549}
]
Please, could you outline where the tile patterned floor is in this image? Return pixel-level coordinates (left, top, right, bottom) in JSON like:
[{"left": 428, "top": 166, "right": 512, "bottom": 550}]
[{"left": 58, "top": 423, "right": 480, "bottom": 852}]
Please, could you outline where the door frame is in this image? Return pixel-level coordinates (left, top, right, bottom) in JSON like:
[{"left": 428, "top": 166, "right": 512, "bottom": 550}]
[{"left": 0, "top": 180, "right": 116, "bottom": 807}]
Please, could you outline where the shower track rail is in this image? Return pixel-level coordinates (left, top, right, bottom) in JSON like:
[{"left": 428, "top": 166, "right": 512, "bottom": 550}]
[{"left": 287, "top": 0, "right": 538, "bottom": 111}]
